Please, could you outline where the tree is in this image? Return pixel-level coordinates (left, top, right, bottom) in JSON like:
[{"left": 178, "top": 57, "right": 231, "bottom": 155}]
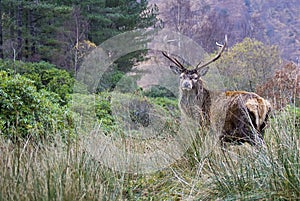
[
  {"left": 161, "top": 0, "right": 231, "bottom": 52},
  {"left": 0, "top": 0, "right": 72, "bottom": 62},
  {"left": 0, "top": 0, "right": 157, "bottom": 76},
  {"left": 16, "top": 1, "right": 23, "bottom": 60},
  {"left": 75, "top": 0, "right": 158, "bottom": 90},
  {"left": 256, "top": 62, "right": 300, "bottom": 109},
  {"left": 0, "top": 0, "right": 3, "bottom": 59},
  {"left": 79, "top": 0, "right": 157, "bottom": 45},
  {"left": 214, "top": 38, "right": 281, "bottom": 91}
]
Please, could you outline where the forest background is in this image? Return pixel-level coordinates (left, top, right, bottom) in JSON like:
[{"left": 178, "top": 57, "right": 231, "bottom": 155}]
[{"left": 0, "top": 0, "right": 299, "bottom": 200}]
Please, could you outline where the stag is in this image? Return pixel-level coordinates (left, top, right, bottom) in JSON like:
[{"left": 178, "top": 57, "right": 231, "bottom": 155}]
[{"left": 162, "top": 36, "right": 271, "bottom": 146}]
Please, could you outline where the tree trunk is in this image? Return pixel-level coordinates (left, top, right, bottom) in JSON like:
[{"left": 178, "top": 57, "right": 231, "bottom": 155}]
[
  {"left": 0, "top": 0, "right": 4, "bottom": 59},
  {"left": 17, "top": 2, "right": 23, "bottom": 60},
  {"left": 25, "top": 8, "right": 37, "bottom": 61}
]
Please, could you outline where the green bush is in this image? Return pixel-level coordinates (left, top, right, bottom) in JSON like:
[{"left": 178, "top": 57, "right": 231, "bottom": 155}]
[
  {"left": 0, "top": 59, "right": 74, "bottom": 105},
  {"left": 87, "top": 92, "right": 179, "bottom": 134},
  {"left": 96, "top": 65, "right": 139, "bottom": 93},
  {"left": 149, "top": 97, "right": 179, "bottom": 116},
  {"left": 0, "top": 71, "right": 73, "bottom": 141},
  {"left": 95, "top": 93, "right": 116, "bottom": 133},
  {"left": 96, "top": 69, "right": 124, "bottom": 92},
  {"left": 143, "top": 85, "right": 176, "bottom": 98},
  {"left": 94, "top": 92, "right": 180, "bottom": 137},
  {"left": 115, "top": 75, "right": 139, "bottom": 93},
  {"left": 214, "top": 38, "right": 281, "bottom": 91}
]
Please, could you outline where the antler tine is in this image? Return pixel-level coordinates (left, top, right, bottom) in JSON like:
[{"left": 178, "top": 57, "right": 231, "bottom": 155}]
[
  {"left": 162, "top": 51, "right": 185, "bottom": 69},
  {"left": 195, "top": 35, "right": 227, "bottom": 70}
]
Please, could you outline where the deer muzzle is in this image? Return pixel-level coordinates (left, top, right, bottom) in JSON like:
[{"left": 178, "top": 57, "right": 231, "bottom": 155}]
[{"left": 181, "top": 80, "right": 193, "bottom": 90}]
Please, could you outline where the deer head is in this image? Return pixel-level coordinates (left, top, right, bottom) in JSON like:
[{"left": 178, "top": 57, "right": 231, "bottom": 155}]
[{"left": 162, "top": 35, "right": 227, "bottom": 92}]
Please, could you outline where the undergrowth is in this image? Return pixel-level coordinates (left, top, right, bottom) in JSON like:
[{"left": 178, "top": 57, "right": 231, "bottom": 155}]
[{"left": 0, "top": 106, "right": 299, "bottom": 200}]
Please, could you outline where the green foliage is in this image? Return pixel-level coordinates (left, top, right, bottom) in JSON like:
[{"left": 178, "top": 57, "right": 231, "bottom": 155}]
[
  {"left": 75, "top": 0, "right": 158, "bottom": 45},
  {"left": 70, "top": 92, "right": 116, "bottom": 134},
  {"left": 149, "top": 97, "right": 180, "bottom": 134},
  {"left": 96, "top": 65, "right": 139, "bottom": 93},
  {"left": 115, "top": 75, "right": 139, "bottom": 93},
  {"left": 0, "top": 0, "right": 157, "bottom": 71},
  {"left": 0, "top": 0, "right": 72, "bottom": 63},
  {"left": 95, "top": 93, "right": 116, "bottom": 133},
  {"left": 97, "top": 69, "right": 125, "bottom": 92},
  {"left": 143, "top": 85, "right": 176, "bottom": 98},
  {"left": 215, "top": 37, "right": 281, "bottom": 91},
  {"left": 0, "top": 59, "right": 74, "bottom": 105},
  {"left": 149, "top": 96, "right": 178, "bottom": 118},
  {"left": 0, "top": 71, "right": 73, "bottom": 141},
  {"left": 85, "top": 92, "right": 179, "bottom": 134}
]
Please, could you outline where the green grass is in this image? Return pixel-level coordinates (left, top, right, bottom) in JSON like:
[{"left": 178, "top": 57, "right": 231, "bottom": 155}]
[{"left": 0, "top": 106, "right": 299, "bottom": 200}]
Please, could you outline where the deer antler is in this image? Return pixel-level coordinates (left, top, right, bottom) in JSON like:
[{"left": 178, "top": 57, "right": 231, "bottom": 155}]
[
  {"left": 195, "top": 35, "right": 227, "bottom": 70},
  {"left": 162, "top": 51, "right": 186, "bottom": 70}
]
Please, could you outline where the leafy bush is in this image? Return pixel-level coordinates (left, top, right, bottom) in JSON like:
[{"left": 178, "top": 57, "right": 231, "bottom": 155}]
[
  {"left": 92, "top": 92, "right": 179, "bottom": 134},
  {"left": 143, "top": 85, "right": 176, "bottom": 98},
  {"left": 115, "top": 75, "right": 139, "bottom": 93},
  {"left": 0, "top": 59, "right": 74, "bottom": 105},
  {"left": 149, "top": 97, "right": 178, "bottom": 116},
  {"left": 214, "top": 38, "right": 281, "bottom": 91},
  {"left": 70, "top": 92, "right": 118, "bottom": 134},
  {"left": 95, "top": 93, "right": 116, "bottom": 133},
  {"left": 256, "top": 62, "right": 299, "bottom": 109},
  {"left": 96, "top": 69, "right": 125, "bottom": 92},
  {"left": 0, "top": 71, "right": 73, "bottom": 141},
  {"left": 96, "top": 63, "right": 139, "bottom": 93}
]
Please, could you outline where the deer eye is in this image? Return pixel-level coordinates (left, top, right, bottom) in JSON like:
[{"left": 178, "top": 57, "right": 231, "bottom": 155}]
[
  {"left": 179, "top": 73, "right": 185, "bottom": 79},
  {"left": 192, "top": 75, "right": 198, "bottom": 80}
]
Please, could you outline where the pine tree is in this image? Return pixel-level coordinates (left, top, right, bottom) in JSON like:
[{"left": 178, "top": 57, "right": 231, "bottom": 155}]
[
  {"left": 0, "top": 0, "right": 157, "bottom": 75},
  {"left": 0, "top": 0, "right": 72, "bottom": 62}
]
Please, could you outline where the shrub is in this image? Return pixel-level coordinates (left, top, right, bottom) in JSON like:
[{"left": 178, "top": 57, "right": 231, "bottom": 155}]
[
  {"left": 95, "top": 93, "right": 116, "bottom": 133},
  {"left": 143, "top": 85, "right": 176, "bottom": 98},
  {"left": 256, "top": 62, "right": 299, "bottom": 110},
  {"left": 214, "top": 38, "right": 281, "bottom": 91},
  {"left": 92, "top": 92, "right": 179, "bottom": 134},
  {"left": 96, "top": 69, "right": 124, "bottom": 92},
  {"left": 0, "top": 59, "right": 74, "bottom": 105},
  {"left": 0, "top": 71, "right": 73, "bottom": 141}
]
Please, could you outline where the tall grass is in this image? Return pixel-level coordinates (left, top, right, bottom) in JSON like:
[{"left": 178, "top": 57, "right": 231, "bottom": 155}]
[
  {"left": 0, "top": 106, "right": 299, "bottom": 200},
  {"left": 192, "top": 106, "right": 300, "bottom": 200}
]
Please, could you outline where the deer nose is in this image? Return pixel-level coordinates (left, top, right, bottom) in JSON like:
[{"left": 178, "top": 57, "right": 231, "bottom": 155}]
[{"left": 182, "top": 81, "right": 192, "bottom": 89}]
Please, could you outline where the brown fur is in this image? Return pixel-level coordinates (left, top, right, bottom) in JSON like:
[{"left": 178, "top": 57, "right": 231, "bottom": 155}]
[
  {"left": 163, "top": 41, "right": 271, "bottom": 146},
  {"left": 216, "top": 91, "right": 271, "bottom": 145},
  {"left": 179, "top": 82, "right": 271, "bottom": 146}
]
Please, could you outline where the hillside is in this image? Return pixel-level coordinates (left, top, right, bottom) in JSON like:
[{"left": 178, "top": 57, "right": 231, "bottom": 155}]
[{"left": 149, "top": 0, "right": 300, "bottom": 62}]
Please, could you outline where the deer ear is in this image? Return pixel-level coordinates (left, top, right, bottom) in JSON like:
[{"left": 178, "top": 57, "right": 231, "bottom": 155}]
[
  {"left": 198, "top": 67, "right": 209, "bottom": 76},
  {"left": 170, "top": 65, "right": 182, "bottom": 75}
]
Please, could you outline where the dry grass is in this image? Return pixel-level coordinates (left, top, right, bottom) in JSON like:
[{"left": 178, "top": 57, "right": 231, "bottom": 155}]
[{"left": 0, "top": 106, "right": 299, "bottom": 200}]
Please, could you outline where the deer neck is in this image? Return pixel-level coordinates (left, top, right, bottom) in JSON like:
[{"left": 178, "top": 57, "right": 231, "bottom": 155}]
[{"left": 179, "top": 85, "right": 211, "bottom": 124}]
